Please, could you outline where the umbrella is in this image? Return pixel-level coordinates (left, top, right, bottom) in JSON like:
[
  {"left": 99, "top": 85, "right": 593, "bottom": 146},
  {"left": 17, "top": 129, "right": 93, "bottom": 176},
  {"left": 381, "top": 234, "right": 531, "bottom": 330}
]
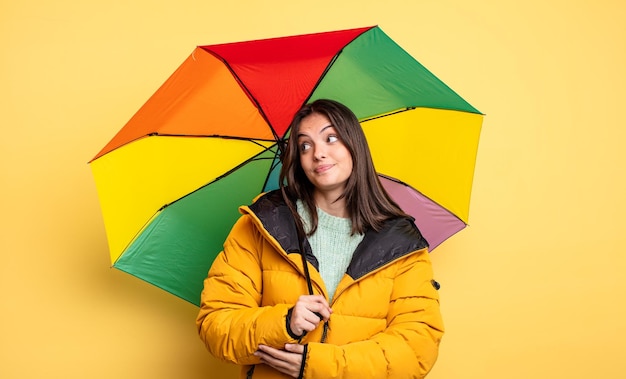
[{"left": 89, "top": 25, "right": 483, "bottom": 305}]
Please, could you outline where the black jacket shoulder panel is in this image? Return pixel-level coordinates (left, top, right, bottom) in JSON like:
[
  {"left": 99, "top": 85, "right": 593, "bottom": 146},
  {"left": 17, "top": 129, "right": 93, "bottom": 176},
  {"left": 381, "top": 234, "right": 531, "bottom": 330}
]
[
  {"left": 248, "top": 190, "right": 298, "bottom": 252},
  {"left": 247, "top": 190, "right": 318, "bottom": 269},
  {"left": 347, "top": 217, "right": 429, "bottom": 281}
]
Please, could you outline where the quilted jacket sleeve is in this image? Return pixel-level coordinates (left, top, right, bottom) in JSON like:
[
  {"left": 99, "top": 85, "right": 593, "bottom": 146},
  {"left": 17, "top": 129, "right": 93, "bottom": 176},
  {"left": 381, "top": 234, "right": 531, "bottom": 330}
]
[
  {"left": 196, "top": 215, "right": 298, "bottom": 365},
  {"left": 303, "top": 249, "right": 444, "bottom": 378}
]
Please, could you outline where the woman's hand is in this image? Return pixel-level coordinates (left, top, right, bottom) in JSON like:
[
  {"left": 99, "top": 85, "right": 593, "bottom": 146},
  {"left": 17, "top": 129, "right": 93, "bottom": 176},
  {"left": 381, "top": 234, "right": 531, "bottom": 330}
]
[
  {"left": 290, "top": 295, "right": 332, "bottom": 336},
  {"left": 255, "top": 344, "right": 305, "bottom": 378}
]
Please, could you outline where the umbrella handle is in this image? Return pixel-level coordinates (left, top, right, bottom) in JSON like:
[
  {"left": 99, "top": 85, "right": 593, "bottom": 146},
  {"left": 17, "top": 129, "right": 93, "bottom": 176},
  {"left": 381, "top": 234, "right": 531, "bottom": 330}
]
[
  {"left": 282, "top": 188, "right": 329, "bottom": 341},
  {"left": 299, "top": 249, "right": 315, "bottom": 296},
  {"left": 298, "top": 228, "right": 329, "bottom": 343}
]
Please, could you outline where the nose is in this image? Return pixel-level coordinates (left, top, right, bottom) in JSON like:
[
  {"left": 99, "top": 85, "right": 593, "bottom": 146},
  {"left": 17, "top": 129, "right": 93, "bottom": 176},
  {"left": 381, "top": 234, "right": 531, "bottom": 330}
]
[{"left": 313, "top": 144, "right": 326, "bottom": 160}]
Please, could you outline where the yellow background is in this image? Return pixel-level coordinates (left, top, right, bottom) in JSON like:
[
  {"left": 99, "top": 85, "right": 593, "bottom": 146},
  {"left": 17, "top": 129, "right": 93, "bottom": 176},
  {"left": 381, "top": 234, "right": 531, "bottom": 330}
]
[{"left": 2, "top": 0, "right": 625, "bottom": 378}]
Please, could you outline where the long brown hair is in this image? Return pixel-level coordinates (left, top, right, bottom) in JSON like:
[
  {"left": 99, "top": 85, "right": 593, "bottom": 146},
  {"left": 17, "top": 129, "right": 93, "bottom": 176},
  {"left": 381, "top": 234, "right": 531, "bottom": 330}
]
[{"left": 279, "top": 99, "right": 408, "bottom": 235}]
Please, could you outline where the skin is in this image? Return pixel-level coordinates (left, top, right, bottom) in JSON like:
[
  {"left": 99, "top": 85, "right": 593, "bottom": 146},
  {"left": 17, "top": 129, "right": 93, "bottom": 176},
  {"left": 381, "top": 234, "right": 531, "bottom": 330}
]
[
  {"left": 297, "top": 112, "right": 353, "bottom": 218},
  {"left": 255, "top": 344, "right": 305, "bottom": 377},
  {"left": 254, "top": 112, "right": 352, "bottom": 377}
]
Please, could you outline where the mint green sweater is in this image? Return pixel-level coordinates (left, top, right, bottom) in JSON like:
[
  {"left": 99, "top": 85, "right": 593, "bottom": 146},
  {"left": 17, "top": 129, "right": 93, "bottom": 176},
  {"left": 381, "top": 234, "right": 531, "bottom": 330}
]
[{"left": 297, "top": 201, "right": 365, "bottom": 301}]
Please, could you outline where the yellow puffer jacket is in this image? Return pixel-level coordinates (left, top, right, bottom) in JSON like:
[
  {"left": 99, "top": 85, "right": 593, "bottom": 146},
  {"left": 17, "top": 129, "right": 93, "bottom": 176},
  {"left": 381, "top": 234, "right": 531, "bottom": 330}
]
[{"left": 197, "top": 191, "right": 444, "bottom": 378}]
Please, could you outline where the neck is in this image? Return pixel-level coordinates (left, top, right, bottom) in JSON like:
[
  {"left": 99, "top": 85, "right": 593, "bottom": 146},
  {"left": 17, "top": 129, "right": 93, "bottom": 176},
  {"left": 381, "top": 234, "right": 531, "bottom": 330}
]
[{"left": 313, "top": 190, "right": 349, "bottom": 218}]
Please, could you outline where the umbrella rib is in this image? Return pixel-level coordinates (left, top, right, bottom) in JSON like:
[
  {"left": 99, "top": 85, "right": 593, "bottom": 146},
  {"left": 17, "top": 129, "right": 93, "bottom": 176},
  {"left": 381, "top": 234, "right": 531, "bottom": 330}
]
[
  {"left": 90, "top": 134, "right": 277, "bottom": 163},
  {"left": 157, "top": 144, "right": 280, "bottom": 212},
  {"left": 360, "top": 107, "right": 484, "bottom": 123},
  {"left": 200, "top": 50, "right": 281, "bottom": 143},
  {"left": 109, "top": 137, "right": 281, "bottom": 261},
  {"left": 112, "top": 209, "right": 162, "bottom": 267},
  {"left": 360, "top": 107, "right": 417, "bottom": 122},
  {"left": 260, "top": 153, "right": 283, "bottom": 192},
  {"left": 147, "top": 133, "right": 276, "bottom": 144},
  {"left": 301, "top": 27, "right": 373, "bottom": 108},
  {"left": 302, "top": 51, "right": 342, "bottom": 107}
]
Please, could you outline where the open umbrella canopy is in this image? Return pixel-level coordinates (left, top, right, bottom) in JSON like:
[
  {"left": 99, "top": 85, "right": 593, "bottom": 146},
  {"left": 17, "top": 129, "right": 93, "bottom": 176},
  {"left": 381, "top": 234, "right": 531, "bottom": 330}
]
[{"left": 90, "top": 25, "right": 483, "bottom": 305}]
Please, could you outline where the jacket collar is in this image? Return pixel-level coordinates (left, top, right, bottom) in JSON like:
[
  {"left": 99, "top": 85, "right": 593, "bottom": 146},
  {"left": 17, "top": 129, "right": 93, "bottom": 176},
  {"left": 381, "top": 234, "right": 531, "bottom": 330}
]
[{"left": 246, "top": 190, "right": 429, "bottom": 280}]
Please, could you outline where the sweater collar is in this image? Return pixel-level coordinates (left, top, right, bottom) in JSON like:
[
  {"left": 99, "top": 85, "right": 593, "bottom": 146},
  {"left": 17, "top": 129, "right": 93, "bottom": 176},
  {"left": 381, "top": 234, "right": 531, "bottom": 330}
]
[{"left": 246, "top": 190, "right": 429, "bottom": 280}]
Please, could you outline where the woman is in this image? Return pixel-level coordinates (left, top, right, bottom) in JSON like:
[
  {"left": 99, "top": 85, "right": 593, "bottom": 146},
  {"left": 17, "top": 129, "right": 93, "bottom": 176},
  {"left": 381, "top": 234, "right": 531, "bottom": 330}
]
[{"left": 196, "top": 99, "right": 444, "bottom": 378}]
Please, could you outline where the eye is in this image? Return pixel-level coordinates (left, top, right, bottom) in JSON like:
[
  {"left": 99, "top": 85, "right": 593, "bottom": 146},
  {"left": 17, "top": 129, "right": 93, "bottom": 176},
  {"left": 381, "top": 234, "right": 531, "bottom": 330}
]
[
  {"left": 299, "top": 141, "right": 311, "bottom": 152},
  {"left": 327, "top": 135, "right": 339, "bottom": 143}
]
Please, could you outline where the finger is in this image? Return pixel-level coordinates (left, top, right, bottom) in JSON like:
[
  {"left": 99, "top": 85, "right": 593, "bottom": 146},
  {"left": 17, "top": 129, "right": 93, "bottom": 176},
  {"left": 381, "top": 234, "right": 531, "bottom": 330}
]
[
  {"left": 255, "top": 346, "right": 287, "bottom": 365},
  {"left": 300, "top": 294, "right": 326, "bottom": 303},
  {"left": 309, "top": 294, "right": 327, "bottom": 303},
  {"left": 256, "top": 352, "right": 292, "bottom": 373},
  {"left": 295, "top": 308, "right": 329, "bottom": 332},
  {"left": 306, "top": 303, "right": 331, "bottom": 321},
  {"left": 256, "top": 346, "right": 301, "bottom": 378},
  {"left": 257, "top": 345, "right": 293, "bottom": 360},
  {"left": 303, "top": 311, "right": 323, "bottom": 324},
  {"left": 257, "top": 345, "right": 303, "bottom": 364},
  {"left": 291, "top": 297, "right": 332, "bottom": 333},
  {"left": 294, "top": 318, "right": 318, "bottom": 334},
  {"left": 313, "top": 294, "right": 330, "bottom": 305},
  {"left": 284, "top": 343, "right": 305, "bottom": 354},
  {"left": 298, "top": 295, "right": 330, "bottom": 310},
  {"left": 292, "top": 309, "right": 323, "bottom": 331},
  {"left": 306, "top": 296, "right": 330, "bottom": 311}
]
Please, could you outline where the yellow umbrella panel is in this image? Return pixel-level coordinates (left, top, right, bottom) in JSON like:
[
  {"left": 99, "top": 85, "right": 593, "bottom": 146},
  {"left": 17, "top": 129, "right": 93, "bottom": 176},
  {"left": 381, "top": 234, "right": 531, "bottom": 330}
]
[{"left": 90, "top": 136, "right": 275, "bottom": 265}]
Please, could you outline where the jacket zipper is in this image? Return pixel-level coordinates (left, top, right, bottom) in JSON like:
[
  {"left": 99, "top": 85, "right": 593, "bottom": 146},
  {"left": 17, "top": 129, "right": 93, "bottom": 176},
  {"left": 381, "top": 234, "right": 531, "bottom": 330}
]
[
  {"left": 321, "top": 321, "right": 329, "bottom": 343},
  {"left": 246, "top": 365, "right": 255, "bottom": 378}
]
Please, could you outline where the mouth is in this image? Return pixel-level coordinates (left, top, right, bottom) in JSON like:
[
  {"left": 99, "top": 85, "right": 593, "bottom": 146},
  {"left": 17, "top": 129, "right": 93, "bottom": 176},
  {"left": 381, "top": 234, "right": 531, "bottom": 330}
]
[{"left": 314, "top": 164, "right": 333, "bottom": 174}]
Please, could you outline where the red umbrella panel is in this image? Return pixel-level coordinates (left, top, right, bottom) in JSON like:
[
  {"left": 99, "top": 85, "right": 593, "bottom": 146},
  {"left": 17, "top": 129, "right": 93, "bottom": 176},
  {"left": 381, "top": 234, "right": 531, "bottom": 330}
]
[{"left": 90, "top": 26, "right": 483, "bottom": 305}]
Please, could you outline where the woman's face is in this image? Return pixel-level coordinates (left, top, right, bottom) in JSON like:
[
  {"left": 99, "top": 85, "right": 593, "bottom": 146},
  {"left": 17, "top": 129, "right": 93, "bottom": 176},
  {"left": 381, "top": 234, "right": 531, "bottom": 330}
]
[{"left": 296, "top": 112, "right": 353, "bottom": 198}]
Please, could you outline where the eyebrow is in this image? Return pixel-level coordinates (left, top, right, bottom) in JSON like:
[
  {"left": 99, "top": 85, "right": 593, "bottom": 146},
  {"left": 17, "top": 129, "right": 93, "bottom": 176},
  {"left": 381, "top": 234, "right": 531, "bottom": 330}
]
[{"left": 297, "top": 124, "right": 334, "bottom": 139}]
